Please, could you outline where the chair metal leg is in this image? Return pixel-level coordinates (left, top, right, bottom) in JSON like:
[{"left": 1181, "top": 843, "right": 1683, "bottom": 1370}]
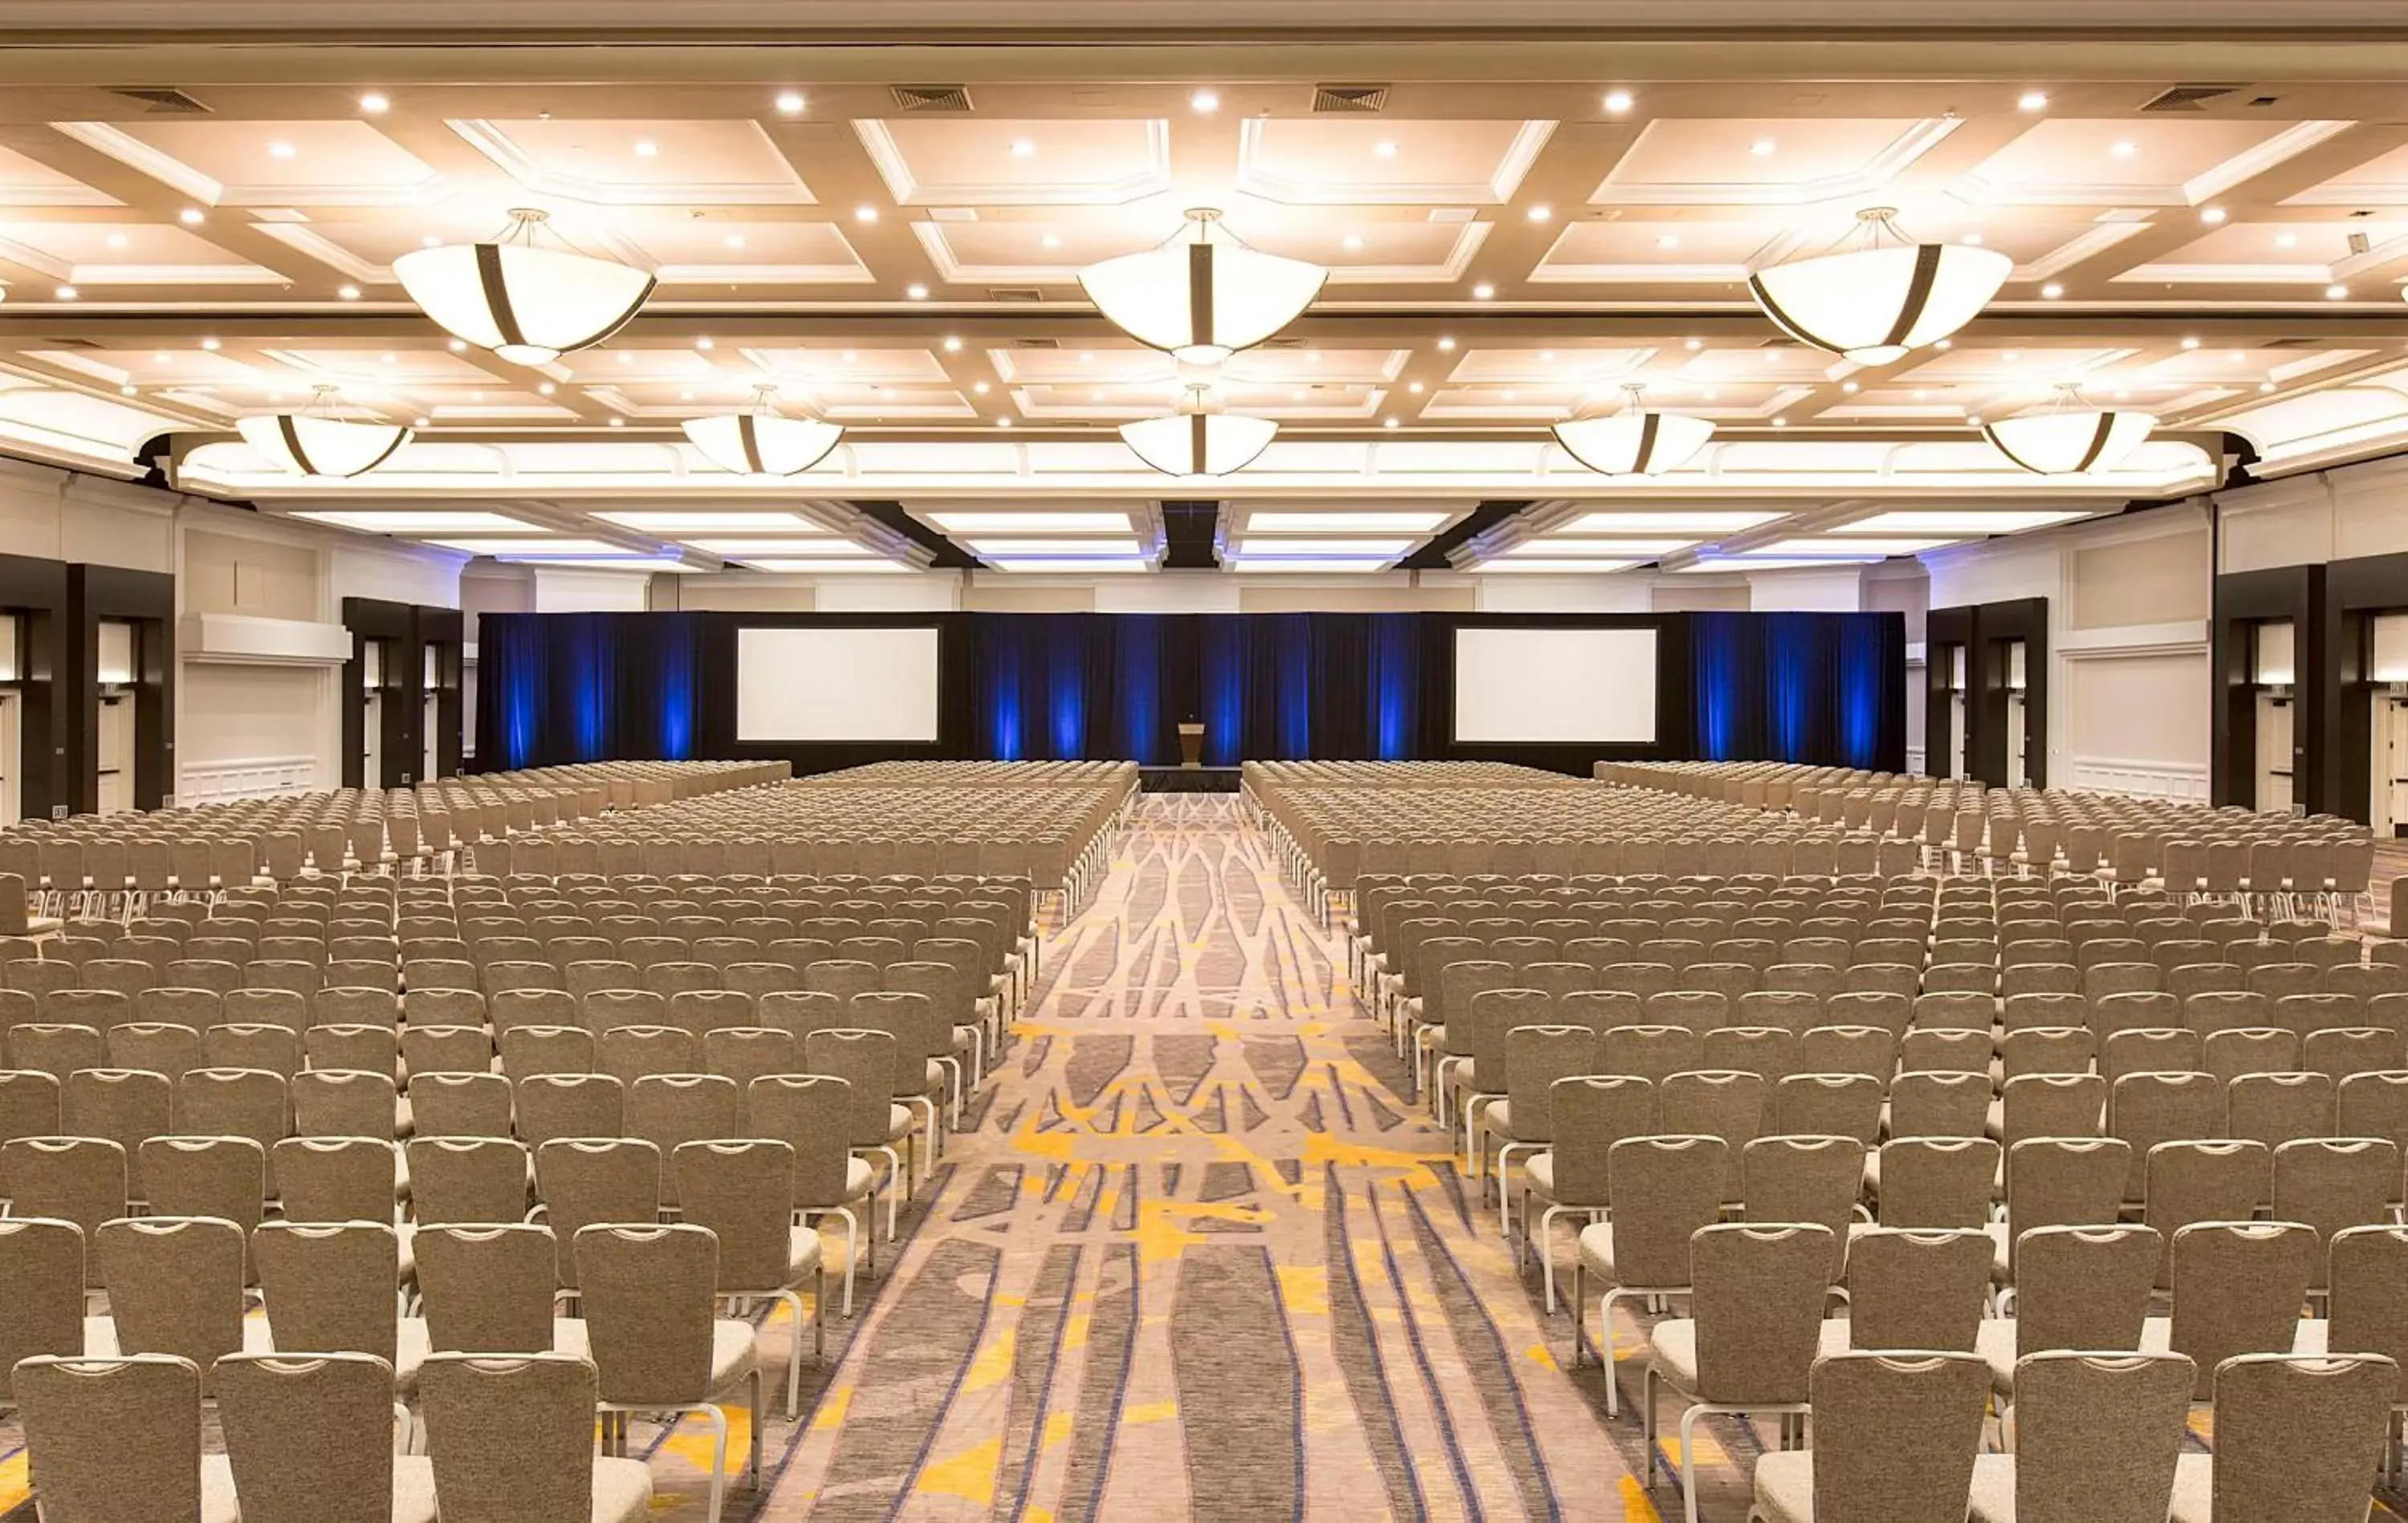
[
  {"left": 1678, "top": 1403, "right": 1702, "bottom": 1523},
  {"left": 704, "top": 1404, "right": 730, "bottom": 1523}
]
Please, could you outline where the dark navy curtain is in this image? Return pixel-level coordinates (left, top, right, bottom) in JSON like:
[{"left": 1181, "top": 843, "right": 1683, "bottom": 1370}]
[
  {"left": 1686, "top": 611, "right": 1902, "bottom": 769},
  {"left": 476, "top": 611, "right": 705, "bottom": 770}
]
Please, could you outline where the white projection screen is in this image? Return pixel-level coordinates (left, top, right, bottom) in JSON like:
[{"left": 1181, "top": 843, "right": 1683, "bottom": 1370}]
[
  {"left": 736, "top": 626, "right": 942, "bottom": 742},
  {"left": 1452, "top": 626, "right": 1659, "bottom": 744}
]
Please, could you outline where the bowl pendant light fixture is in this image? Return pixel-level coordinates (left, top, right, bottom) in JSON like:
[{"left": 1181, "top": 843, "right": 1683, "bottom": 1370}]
[
  {"left": 1983, "top": 383, "right": 2157, "bottom": 474},
  {"left": 681, "top": 384, "right": 844, "bottom": 476},
  {"left": 1747, "top": 206, "right": 2013, "bottom": 366},
  {"left": 234, "top": 384, "right": 413, "bottom": 477},
  {"left": 1121, "top": 383, "right": 1278, "bottom": 476},
  {"left": 1079, "top": 208, "right": 1327, "bottom": 365},
  {"left": 393, "top": 207, "right": 657, "bottom": 366},
  {"left": 1552, "top": 382, "right": 1717, "bottom": 476}
]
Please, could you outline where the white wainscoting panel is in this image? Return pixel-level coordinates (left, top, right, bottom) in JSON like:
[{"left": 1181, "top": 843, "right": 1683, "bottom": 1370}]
[
  {"left": 178, "top": 756, "right": 318, "bottom": 804},
  {"left": 2064, "top": 756, "right": 2211, "bottom": 800}
]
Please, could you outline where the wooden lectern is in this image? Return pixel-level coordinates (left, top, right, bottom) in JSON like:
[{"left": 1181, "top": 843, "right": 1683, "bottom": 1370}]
[{"left": 1177, "top": 722, "right": 1206, "bottom": 768}]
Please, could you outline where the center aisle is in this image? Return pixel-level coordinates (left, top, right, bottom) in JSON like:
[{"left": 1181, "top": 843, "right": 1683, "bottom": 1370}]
[{"left": 766, "top": 794, "right": 1671, "bottom": 1521}]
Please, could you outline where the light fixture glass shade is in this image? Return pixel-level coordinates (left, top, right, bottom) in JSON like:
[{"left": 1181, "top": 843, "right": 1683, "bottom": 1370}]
[
  {"left": 393, "top": 209, "right": 657, "bottom": 365},
  {"left": 681, "top": 412, "right": 844, "bottom": 476},
  {"left": 1748, "top": 209, "right": 2012, "bottom": 365},
  {"left": 1552, "top": 396, "right": 1716, "bottom": 476},
  {"left": 1080, "top": 209, "right": 1326, "bottom": 364},
  {"left": 236, "top": 411, "right": 413, "bottom": 477},
  {"left": 1983, "top": 408, "right": 2157, "bottom": 474},
  {"left": 1120, "top": 384, "right": 1277, "bottom": 476}
]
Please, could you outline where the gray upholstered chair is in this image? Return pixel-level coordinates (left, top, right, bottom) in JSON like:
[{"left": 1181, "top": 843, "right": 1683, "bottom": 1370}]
[
  {"left": 2166, "top": 1353, "right": 2396, "bottom": 1523},
  {"left": 1571, "top": 1133, "right": 1727, "bottom": 1408},
  {"left": 418, "top": 1352, "right": 653, "bottom": 1523},
  {"left": 1747, "top": 1350, "right": 1990, "bottom": 1523},
  {"left": 216, "top": 1350, "right": 432, "bottom": 1523},
  {"left": 1966, "top": 1350, "right": 2195, "bottom": 1523}
]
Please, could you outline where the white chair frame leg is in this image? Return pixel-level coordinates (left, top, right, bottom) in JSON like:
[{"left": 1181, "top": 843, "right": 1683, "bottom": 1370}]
[
  {"left": 799, "top": 1204, "right": 864, "bottom": 1316},
  {"left": 1641, "top": 1379, "right": 1808, "bottom": 1523},
  {"left": 1494, "top": 1139, "right": 1537, "bottom": 1236},
  {"left": 600, "top": 1380, "right": 759, "bottom": 1523}
]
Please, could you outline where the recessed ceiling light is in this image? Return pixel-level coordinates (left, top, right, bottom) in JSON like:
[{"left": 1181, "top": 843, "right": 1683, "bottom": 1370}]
[
  {"left": 1291, "top": 388, "right": 1307, "bottom": 400},
  {"left": 2018, "top": 91, "right": 2049, "bottom": 111},
  {"left": 1961, "top": 232, "right": 1984, "bottom": 246},
  {"left": 942, "top": 335, "right": 962, "bottom": 351},
  {"left": 1009, "top": 140, "right": 1036, "bottom": 158},
  {"left": 680, "top": 390, "right": 695, "bottom": 401},
  {"left": 1913, "top": 388, "right": 1930, "bottom": 399},
  {"left": 152, "top": 351, "right": 170, "bottom": 364},
  {"left": 1703, "top": 388, "right": 1719, "bottom": 399},
  {"left": 996, "top": 417, "right": 1013, "bottom": 428},
  {"left": 694, "top": 336, "right": 713, "bottom": 351},
  {"left": 2110, "top": 140, "right": 2138, "bottom": 157},
  {"left": 1437, "top": 336, "right": 1456, "bottom": 351},
  {"left": 268, "top": 141, "right": 296, "bottom": 159},
  {"left": 2114, "top": 388, "right": 2131, "bottom": 400},
  {"left": 2181, "top": 335, "right": 2201, "bottom": 349},
  {"left": 1538, "top": 350, "right": 1553, "bottom": 360},
  {"left": 1935, "top": 339, "right": 1953, "bottom": 351},
  {"left": 1527, "top": 205, "right": 1553, "bottom": 223},
  {"left": 972, "top": 380, "right": 990, "bottom": 394},
  {"left": 2003, "top": 351, "right": 2021, "bottom": 362},
  {"left": 2327, "top": 283, "right": 2350, "bottom": 299},
  {"left": 2275, "top": 232, "right": 2299, "bottom": 248},
  {"left": 1472, "top": 282, "right": 1495, "bottom": 299},
  {"left": 381, "top": 352, "right": 397, "bottom": 363},
  {"left": 2041, "top": 282, "right": 2064, "bottom": 299},
  {"left": 1190, "top": 89, "right": 1220, "bottom": 113},
  {"left": 1771, "top": 416, "right": 1788, "bottom": 427},
  {"left": 2260, "top": 380, "right": 2278, "bottom": 392},
  {"left": 536, "top": 382, "right": 557, "bottom": 396},
  {"left": 775, "top": 91, "right": 806, "bottom": 115},
  {"left": 1750, "top": 138, "right": 1777, "bottom": 156},
  {"left": 724, "top": 234, "right": 746, "bottom": 249},
  {"left": 1503, "top": 390, "right": 1518, "bottom": 402},
  {"left": 117, "top": 384, "right": 136, "bottom": 396},
  {"left": 855, "top": 205, "right": 879, "bottom": 223},
  {"left": 1078, "top": 351, "right": 1093, "bottom": 363},
  {"left": 1684, "top": 337, "right": 1702, "bottom": 351},
  {"left": 2200, "top": 206, "right": 2227, "bottom": 225},
  {"left": 1840, "top": 380, "right": 1859, "bottom": 393},
  {"left": 1383, "top": 416, "right": 1401, "bottom": 429},
  {"left": 337, "top": 285, "right": 360, "bottom": 300},
  {"left": 1342, "top": 234, "right": 1364, "bottom": 250},
  {"left": 360, "top": 93, "right": 389, "bottom": 113},
  {"left": 412, "top": 417, "right": 429, "bottom": 427},
  {"left": 1373, "top": 140, "right": 1398, "bottom": 158},
  {"left": 616, "top": 350, "right": 633, "bottom": 364},
  {"left": 840, "top": 350, "right": 856, "bottom": 361},
  {"left": 1657, "top": 234, "right": 1681, "bottom": 250},
  {"left": 447, "top": 339, "right": 466, "bottom": 352},
  {"left": 906, "top": 284, "right": 928, "bottom": 299},
  {"left": 1040, "top": 233, "right": 1061, "bottom": 250},
  {"left": 53, "top": 286, "right": 75, "bottom": 300},
  {"left": 1307, "top": 351, "right": 1323, "bottom": 363},
  {"left": 179, "top": 208, "right": 204, "bottom": 225},
  {"left": 200, "top": 336, "right": 221, "bottom": 351},
  {"left": 1604, "top": 90, "right": 1633, "bottom": 113},
  {"left": 633, "top": 140, "right": 659, "bottom": 157},
  {"left": 420, "top": 234, "right": 441, "bottom": 249},
  {"left": 1407, "top": 380, "right": 1425, "bottom": 393},
  {"left": 607, "top": 417, "right": 625, "bottom": 427},
  {"left": 104, "top": 233, "right": 128, "bottom": 249}
]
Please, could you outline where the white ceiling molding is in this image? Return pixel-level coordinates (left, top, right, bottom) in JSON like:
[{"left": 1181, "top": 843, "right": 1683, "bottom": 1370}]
[
  {"left": 54, "top": 120, "right": 454, "bottom": 209},
  {"left": 1235, "top": 119, "right": 1556, "bottom": 207},
  {"left": 1950, "top": 120, "right": 2357, "bottom": 209},
  {"left": 448, "top": 119, "right": 814, "bottom": 206},
  {"left": 851, "top": 119, "right": 1171, "bottom": 207},
  {"left": 1593, "top": 116, "right": 1958, "bottom": 207}
]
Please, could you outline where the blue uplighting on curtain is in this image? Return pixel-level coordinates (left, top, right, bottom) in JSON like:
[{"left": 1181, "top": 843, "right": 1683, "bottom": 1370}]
[
  {"left": 1835, "top": 615, "right": 1887, "bottom": 768},
  {"left": 1684, "top": 610, "right": 1902, "bottom": 769},
  {"left": 1275, "top": 615, "right": 1314, "bottom": 759},
  {"left": 1113, "top": 614, "right": 1165, "bottom": 765},
  {"left": 1047, "top": 617, "right": 1087, "bottom": 759},
  {"left": 1689, "top": 612, "right": 1756, "bottom": 761},
  {"left": 1369, "top": 614, "right": 1418, "bottom": 761},
  {"left": 1764, "top": 612, "right": 1818, "bottom": 762},
  {"left": 1202, "top": 616, "right": 1249, "bottom": 766}
]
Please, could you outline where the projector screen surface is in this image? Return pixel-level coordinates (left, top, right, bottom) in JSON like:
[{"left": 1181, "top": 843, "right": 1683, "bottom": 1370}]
[
  {"left": 1453, "top": 626, "right": 1658, "bottom": 744},
  {"left": 736, "top": 626, "right": 942, "bottom": 742}
]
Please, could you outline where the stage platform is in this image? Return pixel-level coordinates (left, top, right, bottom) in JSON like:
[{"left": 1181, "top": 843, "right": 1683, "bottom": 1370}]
[{"left": 1139, "top": 766, "right": 1243, "bottom": 794}]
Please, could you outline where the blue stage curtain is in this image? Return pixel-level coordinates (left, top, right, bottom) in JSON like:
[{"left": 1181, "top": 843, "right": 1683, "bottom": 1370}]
[
  {"left": 474, "top": 611, "right": 704, "bottom": 769},
  {"left": 1689, "top": 612, "right": 1763, "bottom": 762},
  {"left": 1686, "top": 611, "right": 1903, "bottom": 768}
]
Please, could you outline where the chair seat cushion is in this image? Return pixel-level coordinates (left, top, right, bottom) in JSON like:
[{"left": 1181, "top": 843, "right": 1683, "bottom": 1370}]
[
  {"left": 200, "top": 1453, "right": 242, "bottom": 1523},
  {"left": 2168, "top": 1452, "right": 2212, "bottom": 1523},
  {"left": 789, "top": 1225, "right": 824, "bottom": 1279},
  {"left": 1986, "top": 1221, "right": 2008, "bottom": 1283},
  {"left": 709, "top": 1317, "right": 759, "bottom": 1393},
  {"left": 1967, "top": 1452, "right": 2016, "bottom": 1523},
  {"left": 846, "top": 1155, "right": 873, "bottom": 1202},
  {"left": 1751, "top": 1450, "right": 1813, "bottom": 1523},
  {"left": 1649, "top": 1317, "right": 1700, "bottom": 1391},
  {"left": 592, "top": 1457, "right": 657, "bottom": 1523},
  {"left": 887, "top": 1103, "right": 916, "bottom": 1141},
  {"left": 1575, "top": 1222, "right": 1617, "bottom": 1279},
  {"left": 1975, "top": 1317, "right": 2018, "bottom": 1398},
  {"left": 1524, "top": 1152, "right": 1556, "bottom": 1203}
]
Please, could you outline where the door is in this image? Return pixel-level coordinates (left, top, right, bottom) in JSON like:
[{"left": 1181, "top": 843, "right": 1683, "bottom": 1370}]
[
  {"left": 2378, "top": 694, "right": 2408, "bottom": 838},
  {"left": 421, "top": 643, "right": 441, "bottom": 783},
  {"left": 361, "top": 639, "right": 385, "bottom": 788},
  {"left": 2257, "top": 692, "right": 2294, "bottom": 814},
  {"left": 0, "top": 691, "right": 22, "bottom": 828},
  {"left": 96, "top": 693, "right": 130, "bottom": 815}
]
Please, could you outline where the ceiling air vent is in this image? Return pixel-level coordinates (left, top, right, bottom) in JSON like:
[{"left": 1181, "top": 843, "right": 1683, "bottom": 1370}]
[
  {"left": 108, "top": 87, "right": 210, "bottom": 114},
  {"left": 891, "top": 83, "right": 973, "bottom": 113},
  {"left": 1312, "top": 83, "right": 1389, "bottom": 114},
  {"left": 986, "top": 287, "right": 1045, "bottom": 303},
  {"left": 2142, "top": 84, "right": 2245, "bottom": 112},
  {"left": 1011, "top": 337, "right": 1060, "bottom": 348}
]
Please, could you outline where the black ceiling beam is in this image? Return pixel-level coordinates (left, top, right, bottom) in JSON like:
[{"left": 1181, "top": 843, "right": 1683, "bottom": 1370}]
[
  {"left": 1403, "top": 500, "right": 1531, "bottom": 570},
  {"left": 1160, "top": 500, "right": 1221, "bottom": 570},
  {"left": 851, "top": 500, "right": 980, "bottom": 568}
]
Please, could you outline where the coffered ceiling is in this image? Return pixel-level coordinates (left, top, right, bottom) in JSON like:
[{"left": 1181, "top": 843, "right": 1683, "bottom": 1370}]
[{"left": 0, "top": 10, "right": 2405, "bottom": 574}]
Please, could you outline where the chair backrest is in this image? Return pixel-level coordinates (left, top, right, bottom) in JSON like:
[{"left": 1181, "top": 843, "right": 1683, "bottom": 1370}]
[
  {"left": 2168, "top": 1220, "right": 2320, "bottom": 1399},
  {"left": 409, "top": 1070, "right": 515, "bottom": 1139},
  {"left": 531, "top": 1138, "right": 660, "bottom": 1289},
  {"left": 572, "top": 1222, "right": 716, "bottom": 1406},
  {"left": 96, "top": 1215, "right": 246, "bottom": 1389},
  {"left": 1602, "top": 1134, "right": 1727, "bottom": 1288},
  {"left": 216, "top": 1351, "right": 397, "bottom": 1523},
  {"left": 140, "top": 1134, "right": 266, "bottom": 1234},
  {"left": 0, "top": 1216, "right": 85, "bottom": 1402},
  {"left": 1843, "top": 1227, "right": 1989, "bottom": 1352},
  {"left": 407, "top": 1135, "right": 530, "bottom": 1225},
  {"left": 420, "top": 1353, "right": 613, "bottom": 1523},
  {"left": 1874, "top": 1136, "right": 1999, "bottom": 1230},
  {"left": 1541, "top": 1074, "right": 1653, "bottom": 1208},
  {"left": 2006, "top": 1136, "right": 2133, "bottom": 1266},
  {"left": 626, "top": 1073, "right": 743, "bottom": 1206},
  {"left": 802, "top": 1027, "right": 898, "bottom": 1148},
  {"left": 14, "top": 1353, "right": 203, "bottom": 1523},
  {"left": 1807, "top": 1350, "right": 1991, "bottom": 1523},
  {"left": 290, "top": 1067, "right": 397, "bottom": 1141},
  {"left": 273, "top": 1136, "right": 396, "bottom": 1224},
  {"left": 1740, "top": 1133, "right": 1865, "bottom": 1260},
  {"left": 2013, "top": 1224, "right": 2162, "bottom": 1359},
  {"left": 673, "top": 1138, "right": 795, "bottom": 1292},
  {"left": 2008, "top": 1350, "right": 2197, "bottom": 1523},
  {"left": 1689, "top": 1222, "right": 1832, "bottom": 1403},
  {"left": 252, "top": 1220, "right": 399, "bottom": 1367},
  {"left": 2207, "top": 1353, "right": 2397, "bottom": 1523},
  {"left": 415, "top": 1223, "right": 560, "bottom": 1354},
  {"left": 513, "top": 1072, "right": 625, "bottom": 1149}
]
